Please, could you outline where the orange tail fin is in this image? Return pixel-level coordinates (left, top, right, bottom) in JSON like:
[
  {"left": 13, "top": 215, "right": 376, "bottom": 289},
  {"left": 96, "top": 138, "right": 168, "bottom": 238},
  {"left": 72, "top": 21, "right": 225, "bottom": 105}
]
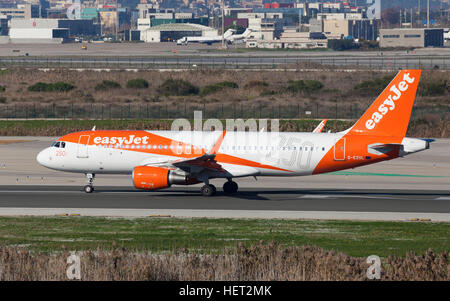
[{"left": 349, "top": 70, "right": 421, "bottom": 137}]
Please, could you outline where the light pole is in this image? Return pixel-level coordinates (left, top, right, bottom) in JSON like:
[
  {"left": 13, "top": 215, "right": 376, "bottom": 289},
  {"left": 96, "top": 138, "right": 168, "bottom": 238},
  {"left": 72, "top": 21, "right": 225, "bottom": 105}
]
[
  {"left": 221, "top": 0, "right": 225, "bottom": 48},
  {"left": 115, "top": 0, "right": 119, "bottom": 40}
]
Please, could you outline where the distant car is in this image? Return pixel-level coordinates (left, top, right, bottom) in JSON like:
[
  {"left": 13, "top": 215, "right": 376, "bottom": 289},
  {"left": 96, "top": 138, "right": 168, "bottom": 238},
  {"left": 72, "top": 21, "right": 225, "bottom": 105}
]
[{"left": 81, "top": 45, "right": 87, "bottom": 50}]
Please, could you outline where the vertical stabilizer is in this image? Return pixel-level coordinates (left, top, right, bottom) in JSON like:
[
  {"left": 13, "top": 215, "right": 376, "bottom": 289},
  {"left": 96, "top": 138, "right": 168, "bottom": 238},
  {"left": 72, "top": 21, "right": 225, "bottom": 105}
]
[{"left": 349, "top": 70, "right": 421, "bottom": 137}]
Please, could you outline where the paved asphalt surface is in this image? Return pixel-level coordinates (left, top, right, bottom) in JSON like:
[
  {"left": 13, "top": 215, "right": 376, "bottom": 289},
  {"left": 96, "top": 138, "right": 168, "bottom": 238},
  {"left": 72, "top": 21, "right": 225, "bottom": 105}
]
[{"left": 0, "top": 185, "right": 449, "bottom": 213}]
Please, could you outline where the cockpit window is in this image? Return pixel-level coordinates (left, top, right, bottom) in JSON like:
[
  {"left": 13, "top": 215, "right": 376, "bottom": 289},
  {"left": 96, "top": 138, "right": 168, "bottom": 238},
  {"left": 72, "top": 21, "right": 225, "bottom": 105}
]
[{"left": 51, "top": 142, "right": 65, "bottom": 148}]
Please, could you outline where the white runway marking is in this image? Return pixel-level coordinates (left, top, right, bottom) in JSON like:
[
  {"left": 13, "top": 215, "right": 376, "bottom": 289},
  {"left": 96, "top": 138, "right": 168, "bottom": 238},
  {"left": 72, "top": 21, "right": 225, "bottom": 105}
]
[
  {"left": 297, "top": 195, "right": 330, "bottom": 199},
  {"left": 0, "top": 190, "right": 138, "bottom": 194},
  {"left": 436, "top": 197, "right": 450, "bottom": 200},
  {"left": 331, "top": 194, "right": 406, "bottom": 200},
  {"left": 298, "top": 194, "right": 409, "bottom": 200}
]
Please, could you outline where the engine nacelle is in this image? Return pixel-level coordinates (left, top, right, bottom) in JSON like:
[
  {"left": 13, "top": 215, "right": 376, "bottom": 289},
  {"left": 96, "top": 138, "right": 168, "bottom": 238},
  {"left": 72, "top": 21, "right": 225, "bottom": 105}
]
[{"left": 132, "top": 166, "right": 198, "bottom": 190}]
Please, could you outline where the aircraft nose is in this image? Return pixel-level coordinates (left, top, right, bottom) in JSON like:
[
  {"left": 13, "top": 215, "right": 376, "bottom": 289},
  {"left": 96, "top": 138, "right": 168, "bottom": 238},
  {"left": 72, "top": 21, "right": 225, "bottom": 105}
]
[{"left": 36, "top": 148, "right": 49, "bottom": 166}]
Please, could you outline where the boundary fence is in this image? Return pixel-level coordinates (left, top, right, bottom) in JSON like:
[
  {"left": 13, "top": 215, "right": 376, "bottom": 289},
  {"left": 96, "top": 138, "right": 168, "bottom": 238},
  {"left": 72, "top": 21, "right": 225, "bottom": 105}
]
[
  {"left": 0, "top": 103, "right": 446, "bottom": 121},
  {"left": 1, "top": 55, "right": 450, "bottom": 70}
]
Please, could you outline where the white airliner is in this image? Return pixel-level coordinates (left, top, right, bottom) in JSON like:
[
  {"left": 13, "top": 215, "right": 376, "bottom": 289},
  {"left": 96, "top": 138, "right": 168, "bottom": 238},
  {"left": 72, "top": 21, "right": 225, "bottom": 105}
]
[
  {"left": 176, "top": 29, "right": 234, "bottom": 45},
  {"left": 226, "top": 28, "right": 253, "bottom": 43},
  {"left": 37, "top": 70, "right": 431, "bottom": 196}
]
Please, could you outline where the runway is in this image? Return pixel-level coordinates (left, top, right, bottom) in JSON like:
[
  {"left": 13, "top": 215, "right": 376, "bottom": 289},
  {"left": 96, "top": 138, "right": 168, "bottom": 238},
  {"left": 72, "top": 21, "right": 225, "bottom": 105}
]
[
  {"left": 0, "top": 186, "right": 449, "bottom": 221},
  {"left": 0, "top": 137, "right": 449, "bottom": 221}
]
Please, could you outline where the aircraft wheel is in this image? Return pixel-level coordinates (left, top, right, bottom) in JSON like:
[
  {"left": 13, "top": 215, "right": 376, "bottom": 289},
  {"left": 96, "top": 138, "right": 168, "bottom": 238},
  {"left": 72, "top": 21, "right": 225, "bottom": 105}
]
[
  {"left": 210, "top": 184, "right": 216, "bottom": 195},
  {"left": 201, "top": 184, "right": 216, "bottom": 197},
  {"left": 84, "top": 185, "right": 94, "bottom": 193},
  {"left": 223, "top": 181, "right": 238, "bottom": 194}
]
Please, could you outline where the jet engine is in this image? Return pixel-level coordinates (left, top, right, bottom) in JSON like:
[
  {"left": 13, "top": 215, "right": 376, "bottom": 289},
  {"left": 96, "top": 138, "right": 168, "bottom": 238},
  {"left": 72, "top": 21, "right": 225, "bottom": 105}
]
[{"left": 132, "top": 166, "right": 197, "bottom": 190}]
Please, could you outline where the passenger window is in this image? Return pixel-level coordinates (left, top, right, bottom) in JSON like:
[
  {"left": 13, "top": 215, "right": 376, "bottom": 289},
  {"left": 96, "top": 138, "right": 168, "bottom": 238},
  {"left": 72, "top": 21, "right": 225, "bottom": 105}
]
[{"left": 60, "top": 142, "right": 65, "bottom": 148}]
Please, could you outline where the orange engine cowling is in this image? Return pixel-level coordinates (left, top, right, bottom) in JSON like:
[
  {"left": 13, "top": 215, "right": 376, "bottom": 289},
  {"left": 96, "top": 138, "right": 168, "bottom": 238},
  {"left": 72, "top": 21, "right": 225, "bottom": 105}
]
[{"left": 132, "top": 166, "right": 198, "bottom": 190}]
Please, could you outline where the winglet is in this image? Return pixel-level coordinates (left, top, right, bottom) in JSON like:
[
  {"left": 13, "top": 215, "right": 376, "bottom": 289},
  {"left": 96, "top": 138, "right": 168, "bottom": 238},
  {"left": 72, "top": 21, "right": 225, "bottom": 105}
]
[
  {"left": 208, "top": 130, "right": 226, "bottom": 155},
  {"left": 313, "top": 119, "right": 328, "bottom": 133}
]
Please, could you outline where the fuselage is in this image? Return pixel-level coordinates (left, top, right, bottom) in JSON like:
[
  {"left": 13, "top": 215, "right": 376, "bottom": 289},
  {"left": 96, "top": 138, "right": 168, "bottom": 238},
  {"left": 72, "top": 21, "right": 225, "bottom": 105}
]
[
  {"left": 35, "top": 70, "right": 429, "bottom": 195},
  {"left": 36, "top": 130, "right": 428, "bottom": 178}
]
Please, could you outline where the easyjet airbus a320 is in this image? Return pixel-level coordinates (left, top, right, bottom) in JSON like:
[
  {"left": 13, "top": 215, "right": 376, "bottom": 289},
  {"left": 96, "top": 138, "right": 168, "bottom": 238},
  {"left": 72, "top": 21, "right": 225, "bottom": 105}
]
[{"left": 37, "top": 70, "right": 432, "bottom": 196}]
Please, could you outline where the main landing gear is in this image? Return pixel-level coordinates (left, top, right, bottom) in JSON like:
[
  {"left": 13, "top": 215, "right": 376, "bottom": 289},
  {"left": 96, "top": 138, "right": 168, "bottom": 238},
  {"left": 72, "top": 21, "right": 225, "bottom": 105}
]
[
  {"left": 223, "top": 180, "right": 238, "bottom": 195},
  {"left": 84, "top": 173, "right": 95, "bottom": 193},
  {"left": 200, "top": 179, "right": 238, "bottom": 196},
  {"left": 201, "top": 184, "right": 216, "bottom": 197}
]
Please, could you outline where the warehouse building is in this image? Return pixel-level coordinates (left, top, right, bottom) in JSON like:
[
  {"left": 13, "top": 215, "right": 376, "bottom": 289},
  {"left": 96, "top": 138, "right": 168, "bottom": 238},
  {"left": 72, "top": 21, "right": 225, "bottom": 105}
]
[
  {"left": 140, "top": 23, "right": 218, "bottom": 43},
  {"left": 380, "top": 28, "right": 444, "bottom": 48},
  {"left": 9, "top": 19, "right": 68, "bottom": 43},
  {"left": 8, "top": 19, "right": 100, "bottom": 43},
  {"left": 323, "top": 19, "right": 377, "bottom": 40}
]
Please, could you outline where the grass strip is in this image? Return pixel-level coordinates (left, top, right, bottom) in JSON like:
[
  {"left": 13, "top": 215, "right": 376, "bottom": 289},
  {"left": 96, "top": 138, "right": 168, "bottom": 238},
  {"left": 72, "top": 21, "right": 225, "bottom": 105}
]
[{"left": 0, "top": 216, "right": 447, "bottom": 257}]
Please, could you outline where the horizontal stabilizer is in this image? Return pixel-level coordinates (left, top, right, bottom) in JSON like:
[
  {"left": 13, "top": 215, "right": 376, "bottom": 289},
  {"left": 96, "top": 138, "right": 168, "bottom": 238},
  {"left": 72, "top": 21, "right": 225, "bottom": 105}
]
[{"left": 368, "top": 143, "right": 403, "bottom": 155}]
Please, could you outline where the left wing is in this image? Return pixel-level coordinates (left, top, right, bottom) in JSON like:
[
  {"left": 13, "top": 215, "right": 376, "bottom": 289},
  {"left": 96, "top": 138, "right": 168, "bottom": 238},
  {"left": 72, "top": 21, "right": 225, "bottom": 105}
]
[
  {"left": 170, "top": 130, "right": 227, "bottom": 174},
  {"left": 172, "top": 153, "right": 225, "bottom": 173}
]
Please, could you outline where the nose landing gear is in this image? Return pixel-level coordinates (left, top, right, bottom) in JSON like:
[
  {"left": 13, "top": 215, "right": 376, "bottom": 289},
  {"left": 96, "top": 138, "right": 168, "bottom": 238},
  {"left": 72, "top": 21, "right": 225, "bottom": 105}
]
[{"left": 84, "top": 173, "right": 95, "bottom": 193}]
